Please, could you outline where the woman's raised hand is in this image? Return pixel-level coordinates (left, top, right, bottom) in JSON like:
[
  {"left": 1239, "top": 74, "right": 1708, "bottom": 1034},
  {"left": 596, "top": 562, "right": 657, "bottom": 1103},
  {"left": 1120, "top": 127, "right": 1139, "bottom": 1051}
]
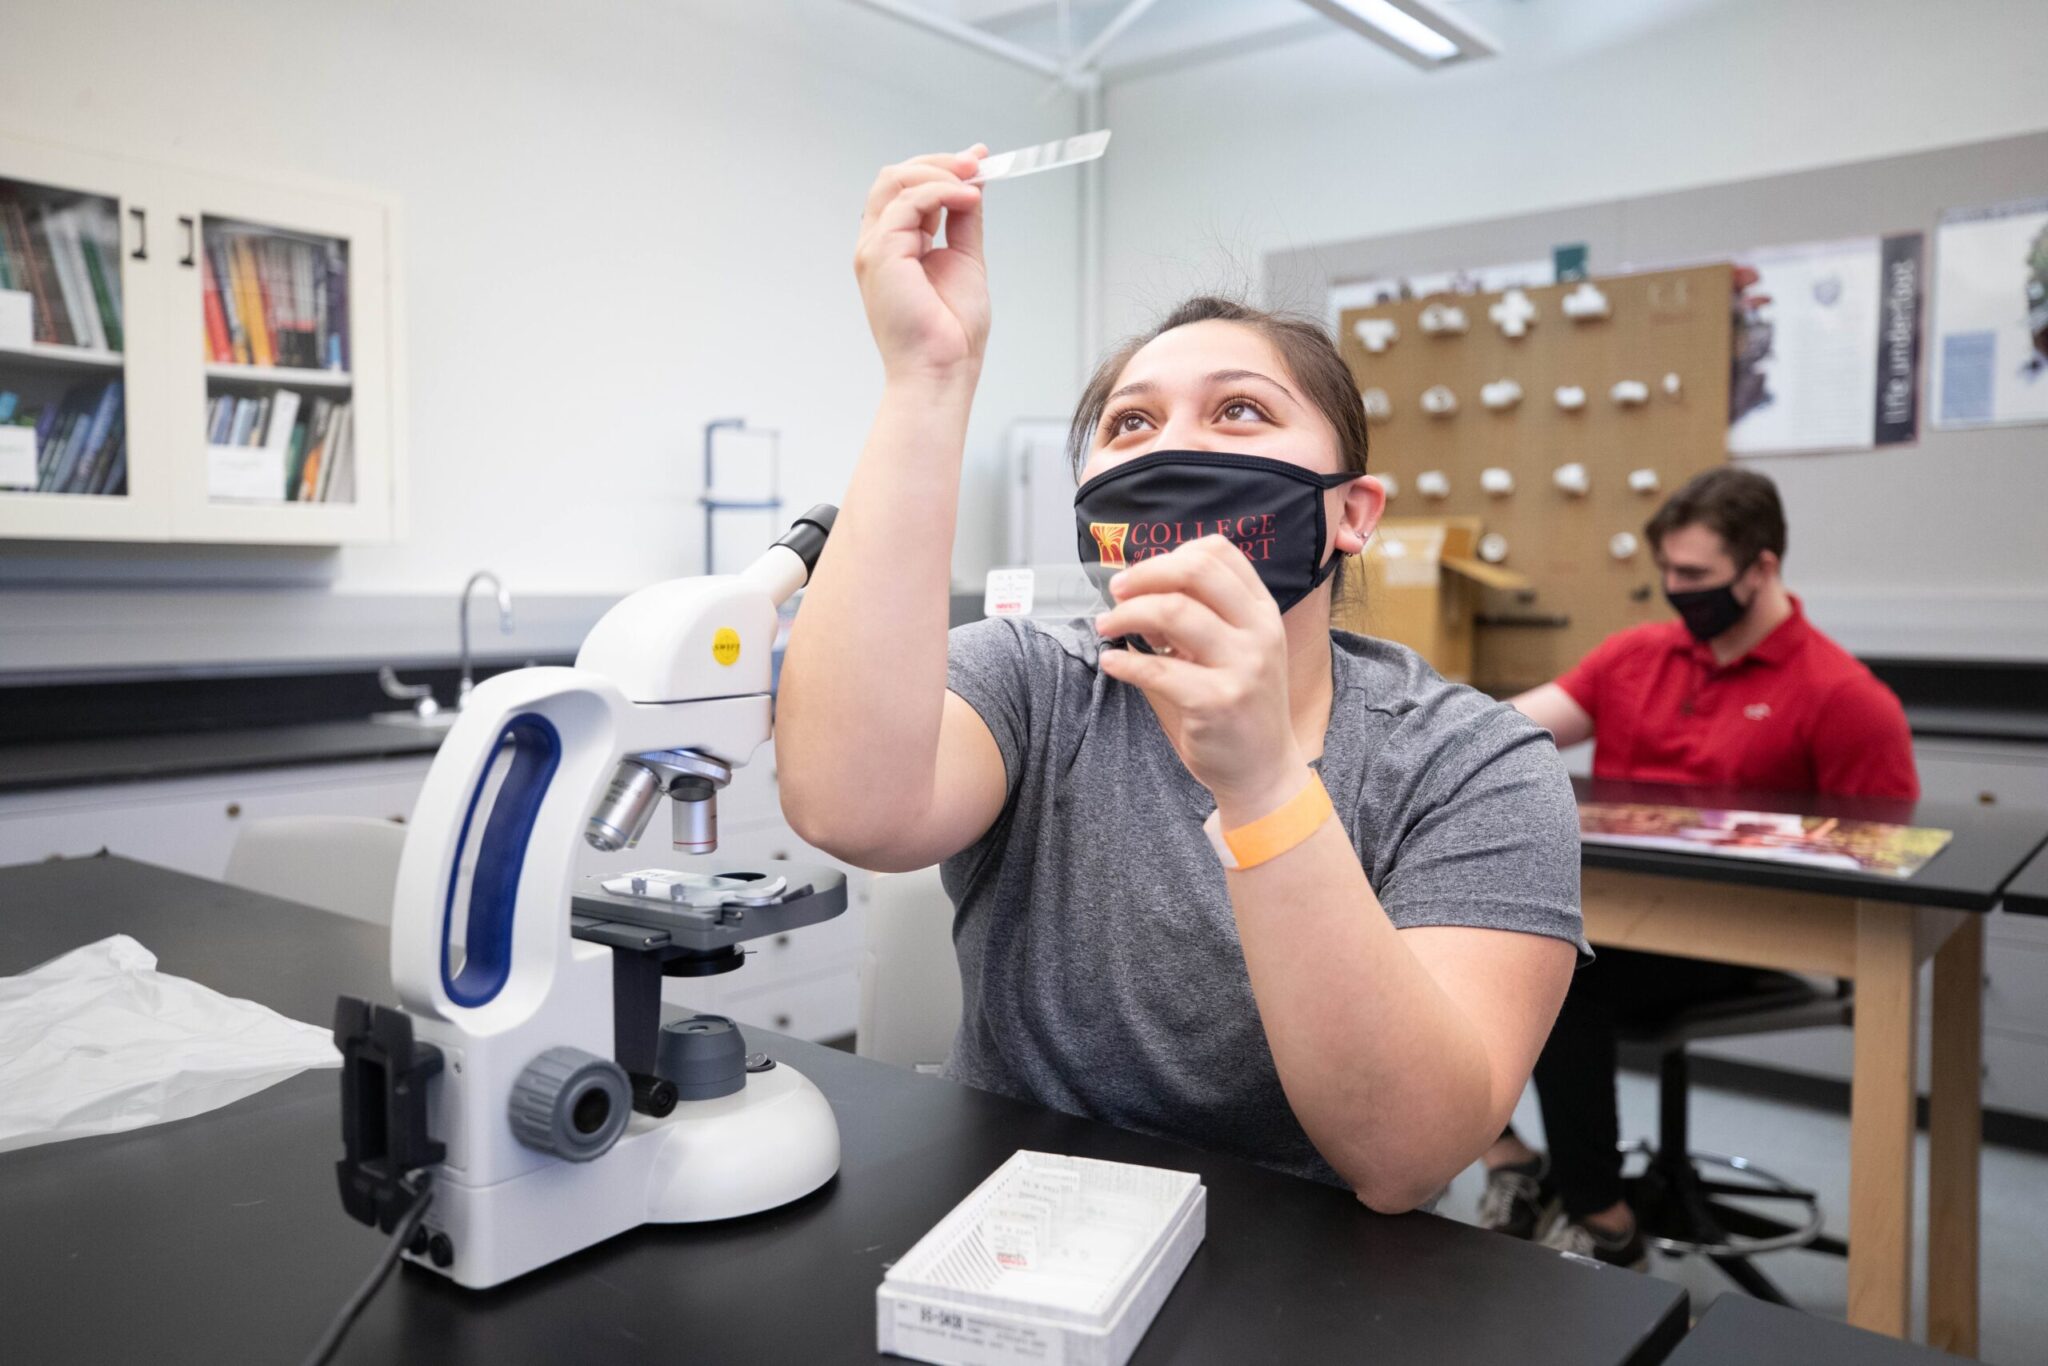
[{"left": 854, "top": 147, "right": 989, "bottom": 387}]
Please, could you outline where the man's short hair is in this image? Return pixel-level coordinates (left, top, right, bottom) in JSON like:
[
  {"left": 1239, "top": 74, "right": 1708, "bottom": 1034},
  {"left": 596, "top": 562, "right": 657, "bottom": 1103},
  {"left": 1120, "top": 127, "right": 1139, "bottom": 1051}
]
[{"left": 1645, "top": 468, "right": 1787, "bottom": 568}]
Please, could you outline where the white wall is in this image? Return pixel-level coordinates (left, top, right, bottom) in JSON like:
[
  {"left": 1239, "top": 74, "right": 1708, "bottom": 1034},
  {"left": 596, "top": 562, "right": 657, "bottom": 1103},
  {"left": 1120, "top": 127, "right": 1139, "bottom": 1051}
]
[
  {"left": 1096, "top": 0, "right": 2048, "bottom": 658},
  {"left": 1101, "top": 0, "right": 2048, "bottom": 334},
  {"left": 0, "top": 0, "right": 1081, "bottom": 672}
]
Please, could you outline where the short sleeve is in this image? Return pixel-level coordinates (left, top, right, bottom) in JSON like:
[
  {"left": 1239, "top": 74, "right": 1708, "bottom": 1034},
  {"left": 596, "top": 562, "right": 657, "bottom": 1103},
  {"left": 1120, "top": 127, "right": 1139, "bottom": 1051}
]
[
  {"left": 945, "top": 617, "right": 1035, "bottom": 799},
  {"left": 1810, "top": 673, "right": 1920, "bottom": 800},
  {"left": 1375, "top": 703, "right": 1590, "bottom": 961},
  {"left": 1555, "top": 628, "right": 1634, "bottom": 719}
]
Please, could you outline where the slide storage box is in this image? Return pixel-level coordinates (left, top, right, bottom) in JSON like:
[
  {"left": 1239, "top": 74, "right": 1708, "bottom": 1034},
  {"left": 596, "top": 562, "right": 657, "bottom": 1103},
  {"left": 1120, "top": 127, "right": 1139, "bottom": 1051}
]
[{"left": 878, "top": 1150, "right": 1206, "bottom": 1366}]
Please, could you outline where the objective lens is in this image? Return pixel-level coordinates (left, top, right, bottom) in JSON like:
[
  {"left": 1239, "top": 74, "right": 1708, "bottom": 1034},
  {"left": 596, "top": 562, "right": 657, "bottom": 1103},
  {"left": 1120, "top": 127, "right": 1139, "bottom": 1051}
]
[
  {"left": 670, "top": 775, "right": 718, "bottom": 855},
  {"left": 585, "top": 761, "right": 662, "bottom": 852}
]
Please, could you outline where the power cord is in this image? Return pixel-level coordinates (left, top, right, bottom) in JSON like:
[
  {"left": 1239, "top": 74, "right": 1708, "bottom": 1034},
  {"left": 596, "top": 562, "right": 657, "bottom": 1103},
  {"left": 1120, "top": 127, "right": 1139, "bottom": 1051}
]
[{"left": 299, "top": 1173, "right": 435, "bottom": 1366}]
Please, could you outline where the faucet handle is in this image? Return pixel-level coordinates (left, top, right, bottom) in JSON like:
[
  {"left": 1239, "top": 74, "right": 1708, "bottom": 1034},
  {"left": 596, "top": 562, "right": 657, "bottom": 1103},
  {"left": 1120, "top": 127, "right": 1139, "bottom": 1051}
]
[{"left": 378, "top": 666, "right": 440, "bottom": 718}]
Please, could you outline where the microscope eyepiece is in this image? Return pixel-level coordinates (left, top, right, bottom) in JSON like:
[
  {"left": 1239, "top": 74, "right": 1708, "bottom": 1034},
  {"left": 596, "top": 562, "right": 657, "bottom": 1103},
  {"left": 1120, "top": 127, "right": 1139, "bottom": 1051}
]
[{"left": 771, "top": 504, "right": 837, "bottom": 576}]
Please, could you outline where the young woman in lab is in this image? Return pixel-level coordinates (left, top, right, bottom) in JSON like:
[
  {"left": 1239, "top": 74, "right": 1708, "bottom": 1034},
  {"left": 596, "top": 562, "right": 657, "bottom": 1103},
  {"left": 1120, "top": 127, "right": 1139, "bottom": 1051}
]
[{"left": 777, "top": 146, "right": 1583, "bottom": 1212}]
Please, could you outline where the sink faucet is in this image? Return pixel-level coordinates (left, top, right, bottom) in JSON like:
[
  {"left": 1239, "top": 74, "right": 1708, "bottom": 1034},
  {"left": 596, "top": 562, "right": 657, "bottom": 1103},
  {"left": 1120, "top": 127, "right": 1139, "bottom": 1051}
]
[{"left": 459, "top": 571, "right": 516, "bottom": 708}]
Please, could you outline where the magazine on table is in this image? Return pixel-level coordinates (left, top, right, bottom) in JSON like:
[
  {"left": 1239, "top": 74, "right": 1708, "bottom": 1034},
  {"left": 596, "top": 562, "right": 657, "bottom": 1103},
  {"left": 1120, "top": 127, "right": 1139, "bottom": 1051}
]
[{"left": 1578, "top": 803, "right": 1954, "bottom": 879}]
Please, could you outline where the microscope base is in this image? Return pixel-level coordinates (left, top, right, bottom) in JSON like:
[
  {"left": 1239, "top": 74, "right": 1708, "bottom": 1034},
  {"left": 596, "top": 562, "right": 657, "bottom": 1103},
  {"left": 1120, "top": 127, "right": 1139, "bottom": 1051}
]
[
  {"left": 410, "top": 1062, "right": 840, "bottom": 1289},
  {"left": 645, "top": 1058, "right": 842, "bottom": 1223}
]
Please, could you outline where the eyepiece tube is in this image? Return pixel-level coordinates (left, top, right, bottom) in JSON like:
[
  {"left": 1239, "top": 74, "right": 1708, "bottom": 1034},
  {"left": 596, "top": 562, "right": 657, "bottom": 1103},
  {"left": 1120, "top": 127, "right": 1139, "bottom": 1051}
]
[
  {"left": 772, "top": 504, "right": 837, "bottom": 578},
  {"left": 744, "top": 504, "right": 839, "bottom": 607}
]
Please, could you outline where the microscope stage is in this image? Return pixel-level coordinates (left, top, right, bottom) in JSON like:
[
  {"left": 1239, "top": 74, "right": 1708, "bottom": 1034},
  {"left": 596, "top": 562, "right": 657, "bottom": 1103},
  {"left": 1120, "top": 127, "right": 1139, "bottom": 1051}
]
[{"left": 569, "top": 863, "right": 847, "bottom": 955}]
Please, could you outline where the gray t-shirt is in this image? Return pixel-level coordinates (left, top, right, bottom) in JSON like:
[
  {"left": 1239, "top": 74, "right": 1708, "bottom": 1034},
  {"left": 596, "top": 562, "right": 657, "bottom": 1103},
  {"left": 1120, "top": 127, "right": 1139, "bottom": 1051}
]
[{"left": 941, "top": 617, "right": 1586, "bottom": 1188}]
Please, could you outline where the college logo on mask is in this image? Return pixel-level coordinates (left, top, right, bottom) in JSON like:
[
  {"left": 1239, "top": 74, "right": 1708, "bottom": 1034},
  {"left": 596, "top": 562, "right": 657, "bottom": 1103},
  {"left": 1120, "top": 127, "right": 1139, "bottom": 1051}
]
[
  {"left": 1088, "top": 522, "right": 1130, "bottom": 567},
  {"left": 1073, "top": 451, "right": 1359, "bottom": 613}
]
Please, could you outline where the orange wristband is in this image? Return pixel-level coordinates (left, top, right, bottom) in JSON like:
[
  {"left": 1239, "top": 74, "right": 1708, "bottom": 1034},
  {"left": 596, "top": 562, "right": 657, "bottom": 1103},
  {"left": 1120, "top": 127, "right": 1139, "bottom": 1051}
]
[{"left": 1202, "top": 773, "right": 1334, "bottom": 871}]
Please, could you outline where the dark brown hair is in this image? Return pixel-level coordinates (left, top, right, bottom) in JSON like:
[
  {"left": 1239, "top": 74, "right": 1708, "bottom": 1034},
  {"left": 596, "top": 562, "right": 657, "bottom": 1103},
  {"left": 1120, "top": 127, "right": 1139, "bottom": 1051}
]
[
  {"left": 1645, "top": 468, "right": 1787, "bottom": 568},
  {"left": 1065, "top": 296, "right": 1369, "bottom": 482}
]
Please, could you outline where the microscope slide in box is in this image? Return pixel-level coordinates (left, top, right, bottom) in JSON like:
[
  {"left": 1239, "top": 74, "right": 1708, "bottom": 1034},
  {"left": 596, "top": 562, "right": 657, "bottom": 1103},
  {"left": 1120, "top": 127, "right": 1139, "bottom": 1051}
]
[{"left": 877, "top": 1149, "right": 1206, "bottom": 1366}]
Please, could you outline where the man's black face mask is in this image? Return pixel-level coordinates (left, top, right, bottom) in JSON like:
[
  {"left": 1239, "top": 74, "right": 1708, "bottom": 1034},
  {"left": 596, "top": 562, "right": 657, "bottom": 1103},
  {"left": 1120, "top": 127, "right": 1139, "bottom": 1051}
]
[{"left": 1665, "top": 567, "right": 1755, "bottom": 641}]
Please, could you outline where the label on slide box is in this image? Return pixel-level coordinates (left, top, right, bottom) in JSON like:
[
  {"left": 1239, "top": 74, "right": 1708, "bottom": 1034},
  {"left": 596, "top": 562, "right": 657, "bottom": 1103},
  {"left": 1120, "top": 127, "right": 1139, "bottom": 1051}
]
[{"left": 887, "top": 1297, "right": 1065, "bottom": 1366}]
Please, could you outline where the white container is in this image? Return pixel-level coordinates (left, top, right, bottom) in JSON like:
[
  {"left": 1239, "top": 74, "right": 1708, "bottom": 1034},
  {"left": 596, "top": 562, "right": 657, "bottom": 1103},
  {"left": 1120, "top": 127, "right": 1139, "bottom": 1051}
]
[{"left": 878, "top": 1150, "right": 1207, "bottom": 1366}]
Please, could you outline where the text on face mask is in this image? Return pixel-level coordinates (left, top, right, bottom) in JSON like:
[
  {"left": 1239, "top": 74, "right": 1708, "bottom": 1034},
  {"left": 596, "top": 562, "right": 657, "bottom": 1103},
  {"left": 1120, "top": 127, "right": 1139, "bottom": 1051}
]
[{"left": 1124, "top": 514, "right": 1277, "bottom": 563}]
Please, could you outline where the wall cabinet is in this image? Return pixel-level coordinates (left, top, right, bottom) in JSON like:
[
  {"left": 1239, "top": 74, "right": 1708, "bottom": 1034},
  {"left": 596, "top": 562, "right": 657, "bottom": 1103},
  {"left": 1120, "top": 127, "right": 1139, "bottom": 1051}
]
[{"left": 0, "top": 130, "right": 402, "bottom": 545}]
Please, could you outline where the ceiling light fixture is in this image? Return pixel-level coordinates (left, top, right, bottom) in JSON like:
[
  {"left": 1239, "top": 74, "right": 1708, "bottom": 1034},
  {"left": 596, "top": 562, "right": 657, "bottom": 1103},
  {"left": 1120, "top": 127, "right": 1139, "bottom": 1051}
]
[{"left": 1296, "top": 0, "right": 1498, "bottom": 69}]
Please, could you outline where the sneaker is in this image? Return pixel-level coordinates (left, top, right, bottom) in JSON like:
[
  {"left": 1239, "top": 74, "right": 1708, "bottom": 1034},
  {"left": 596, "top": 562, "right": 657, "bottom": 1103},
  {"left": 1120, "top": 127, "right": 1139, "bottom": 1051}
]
[
  {"left": 1541, "top": 1216, "right": 1650, "bottom": 1271},
  {"left": 1476, "top": 1158, "right": 1557, "bottom": 1240}
]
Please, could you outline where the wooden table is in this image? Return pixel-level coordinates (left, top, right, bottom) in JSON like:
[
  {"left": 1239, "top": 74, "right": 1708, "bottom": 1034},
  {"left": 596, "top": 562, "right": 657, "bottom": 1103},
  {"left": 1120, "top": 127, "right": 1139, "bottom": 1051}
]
[{"left": 1574, "top": 777, "right": 2048, "bottom": 1357}]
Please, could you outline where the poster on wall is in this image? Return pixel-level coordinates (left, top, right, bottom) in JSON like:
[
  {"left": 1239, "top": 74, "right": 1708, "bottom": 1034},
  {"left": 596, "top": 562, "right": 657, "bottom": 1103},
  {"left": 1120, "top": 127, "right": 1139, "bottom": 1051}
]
[
  {"left": 1931, "top": 196, "right": 2048, "bottom": 429},
  {"left": 1726, "top": 233, "right": 1923, "bottom": 456}
]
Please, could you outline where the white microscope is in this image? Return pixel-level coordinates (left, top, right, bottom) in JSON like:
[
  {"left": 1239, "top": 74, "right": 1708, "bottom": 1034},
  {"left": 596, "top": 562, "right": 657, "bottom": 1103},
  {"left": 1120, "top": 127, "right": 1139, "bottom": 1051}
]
[{"left": 333, "top": 507, "right": 845, "bottom": 1290}]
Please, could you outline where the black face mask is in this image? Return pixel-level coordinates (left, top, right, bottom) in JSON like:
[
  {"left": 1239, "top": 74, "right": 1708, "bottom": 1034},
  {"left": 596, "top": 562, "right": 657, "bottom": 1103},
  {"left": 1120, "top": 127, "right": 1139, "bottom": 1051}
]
[
  {"left": 1666, "top": 576, "right": 1753, "bottom": 641},
  {"left": 1073, "top": 451, "right": 1359, "bottom": 614}
]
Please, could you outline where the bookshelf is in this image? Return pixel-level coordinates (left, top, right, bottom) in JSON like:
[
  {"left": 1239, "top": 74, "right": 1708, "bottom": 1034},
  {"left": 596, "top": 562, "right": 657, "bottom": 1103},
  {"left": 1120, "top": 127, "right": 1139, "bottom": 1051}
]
[
  {"left": 204, "top": 362, "right": 353, "bottom": 390},
  {"left": 0, "top": 342, "right": 127, "bottom": 373},
  {"left": 0, "top": 131, "right": 403, "bottom": 546}
]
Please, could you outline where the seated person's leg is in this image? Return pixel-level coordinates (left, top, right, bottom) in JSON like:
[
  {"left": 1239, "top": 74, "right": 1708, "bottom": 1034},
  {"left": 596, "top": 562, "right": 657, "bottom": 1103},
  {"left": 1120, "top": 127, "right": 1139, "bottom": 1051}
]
[
  {"left": 1531, "top": 953, "right": 1626, "bottom": 1226},
  {"left": 1496, "top": 949, "right": 1796, "bottom": 1262}
]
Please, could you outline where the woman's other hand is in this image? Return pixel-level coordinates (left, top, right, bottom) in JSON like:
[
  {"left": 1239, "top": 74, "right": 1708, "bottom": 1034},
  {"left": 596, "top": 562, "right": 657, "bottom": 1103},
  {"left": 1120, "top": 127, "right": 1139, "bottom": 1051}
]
[
  {"left": 854, "top": 146, "right": 989, "bottom": 387},
  {"left": 1093, "top": 536, "right": 1308, "bottom": 819}
]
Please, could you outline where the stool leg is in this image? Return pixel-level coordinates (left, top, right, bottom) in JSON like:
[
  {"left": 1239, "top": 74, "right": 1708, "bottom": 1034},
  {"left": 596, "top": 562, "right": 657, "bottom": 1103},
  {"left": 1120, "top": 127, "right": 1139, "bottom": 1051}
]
[
  {"left": 1656, "top": 1047, "right": 1690, "bottom": 1176},
  {"left": 1709, "top": 1252, "right": 1792, "bottom": 1305}
]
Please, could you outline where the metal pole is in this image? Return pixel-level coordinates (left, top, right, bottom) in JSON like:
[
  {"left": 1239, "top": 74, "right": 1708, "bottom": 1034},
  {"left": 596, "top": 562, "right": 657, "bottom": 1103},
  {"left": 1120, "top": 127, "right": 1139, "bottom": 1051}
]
[{"left": 1077, "top": 75, "right": 1105, "bottom": 382}]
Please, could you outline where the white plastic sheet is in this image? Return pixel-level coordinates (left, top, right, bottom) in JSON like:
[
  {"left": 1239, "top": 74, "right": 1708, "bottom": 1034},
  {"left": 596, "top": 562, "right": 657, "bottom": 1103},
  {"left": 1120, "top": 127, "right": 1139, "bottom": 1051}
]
[{"left": 0, "top": 934, "right": 340, "bottom": 1154}]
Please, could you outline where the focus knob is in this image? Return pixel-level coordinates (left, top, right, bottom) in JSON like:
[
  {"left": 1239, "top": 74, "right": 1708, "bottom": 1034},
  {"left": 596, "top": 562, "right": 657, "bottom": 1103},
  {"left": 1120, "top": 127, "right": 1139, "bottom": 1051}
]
[{"left": 508, "top": 1046, "right": 630, "bottom": 1162}]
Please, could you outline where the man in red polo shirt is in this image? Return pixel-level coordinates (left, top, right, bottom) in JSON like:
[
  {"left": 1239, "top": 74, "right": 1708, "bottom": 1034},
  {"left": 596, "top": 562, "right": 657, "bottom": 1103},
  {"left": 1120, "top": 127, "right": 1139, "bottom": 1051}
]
[{"left": 1475, "top": 467, "right": 1917, "bottom": 1267}]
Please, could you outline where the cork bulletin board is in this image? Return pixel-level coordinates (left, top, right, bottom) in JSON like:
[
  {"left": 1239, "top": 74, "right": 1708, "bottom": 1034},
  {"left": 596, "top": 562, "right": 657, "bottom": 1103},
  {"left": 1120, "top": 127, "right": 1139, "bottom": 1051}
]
[{"left": 1338, "top": 264, "right": 1733, "bottom": 692}]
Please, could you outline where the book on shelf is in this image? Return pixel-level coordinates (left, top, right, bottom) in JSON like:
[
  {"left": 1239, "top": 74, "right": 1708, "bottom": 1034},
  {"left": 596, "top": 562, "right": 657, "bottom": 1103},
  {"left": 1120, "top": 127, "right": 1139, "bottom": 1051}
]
[
  {"left": 263, "top": 387, "right": 301, "bottom": 451},
  {"left": 203, "top": 225, "right": 348, "bottom": 372},
  {"left": 42, "top": 205, "right": 103, "bottom": 352},
  {"left": 0, "top": 185, "right": 123, "bottom": 353},
  {"left": 0, "top": 378, "right": 125, "bottom": 494},
  {"left": 201, "top": 249, "right": 232, "bottom": 362},
  {"left": 235, "top": 236, "right": 270, "bottom": 366},
  {"left": 205, "top": 390, "right": 352, "bottom": 502}
]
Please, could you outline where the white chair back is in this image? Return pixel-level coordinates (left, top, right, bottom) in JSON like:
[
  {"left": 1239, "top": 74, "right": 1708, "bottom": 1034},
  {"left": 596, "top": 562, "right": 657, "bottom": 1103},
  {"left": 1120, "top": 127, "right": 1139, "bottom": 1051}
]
[
  {"left": 223, "top": 815, "right": 408, "bottom": 925},
  {"left": 855, "top": 866, "right": 962, "bottom": 1073}
]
